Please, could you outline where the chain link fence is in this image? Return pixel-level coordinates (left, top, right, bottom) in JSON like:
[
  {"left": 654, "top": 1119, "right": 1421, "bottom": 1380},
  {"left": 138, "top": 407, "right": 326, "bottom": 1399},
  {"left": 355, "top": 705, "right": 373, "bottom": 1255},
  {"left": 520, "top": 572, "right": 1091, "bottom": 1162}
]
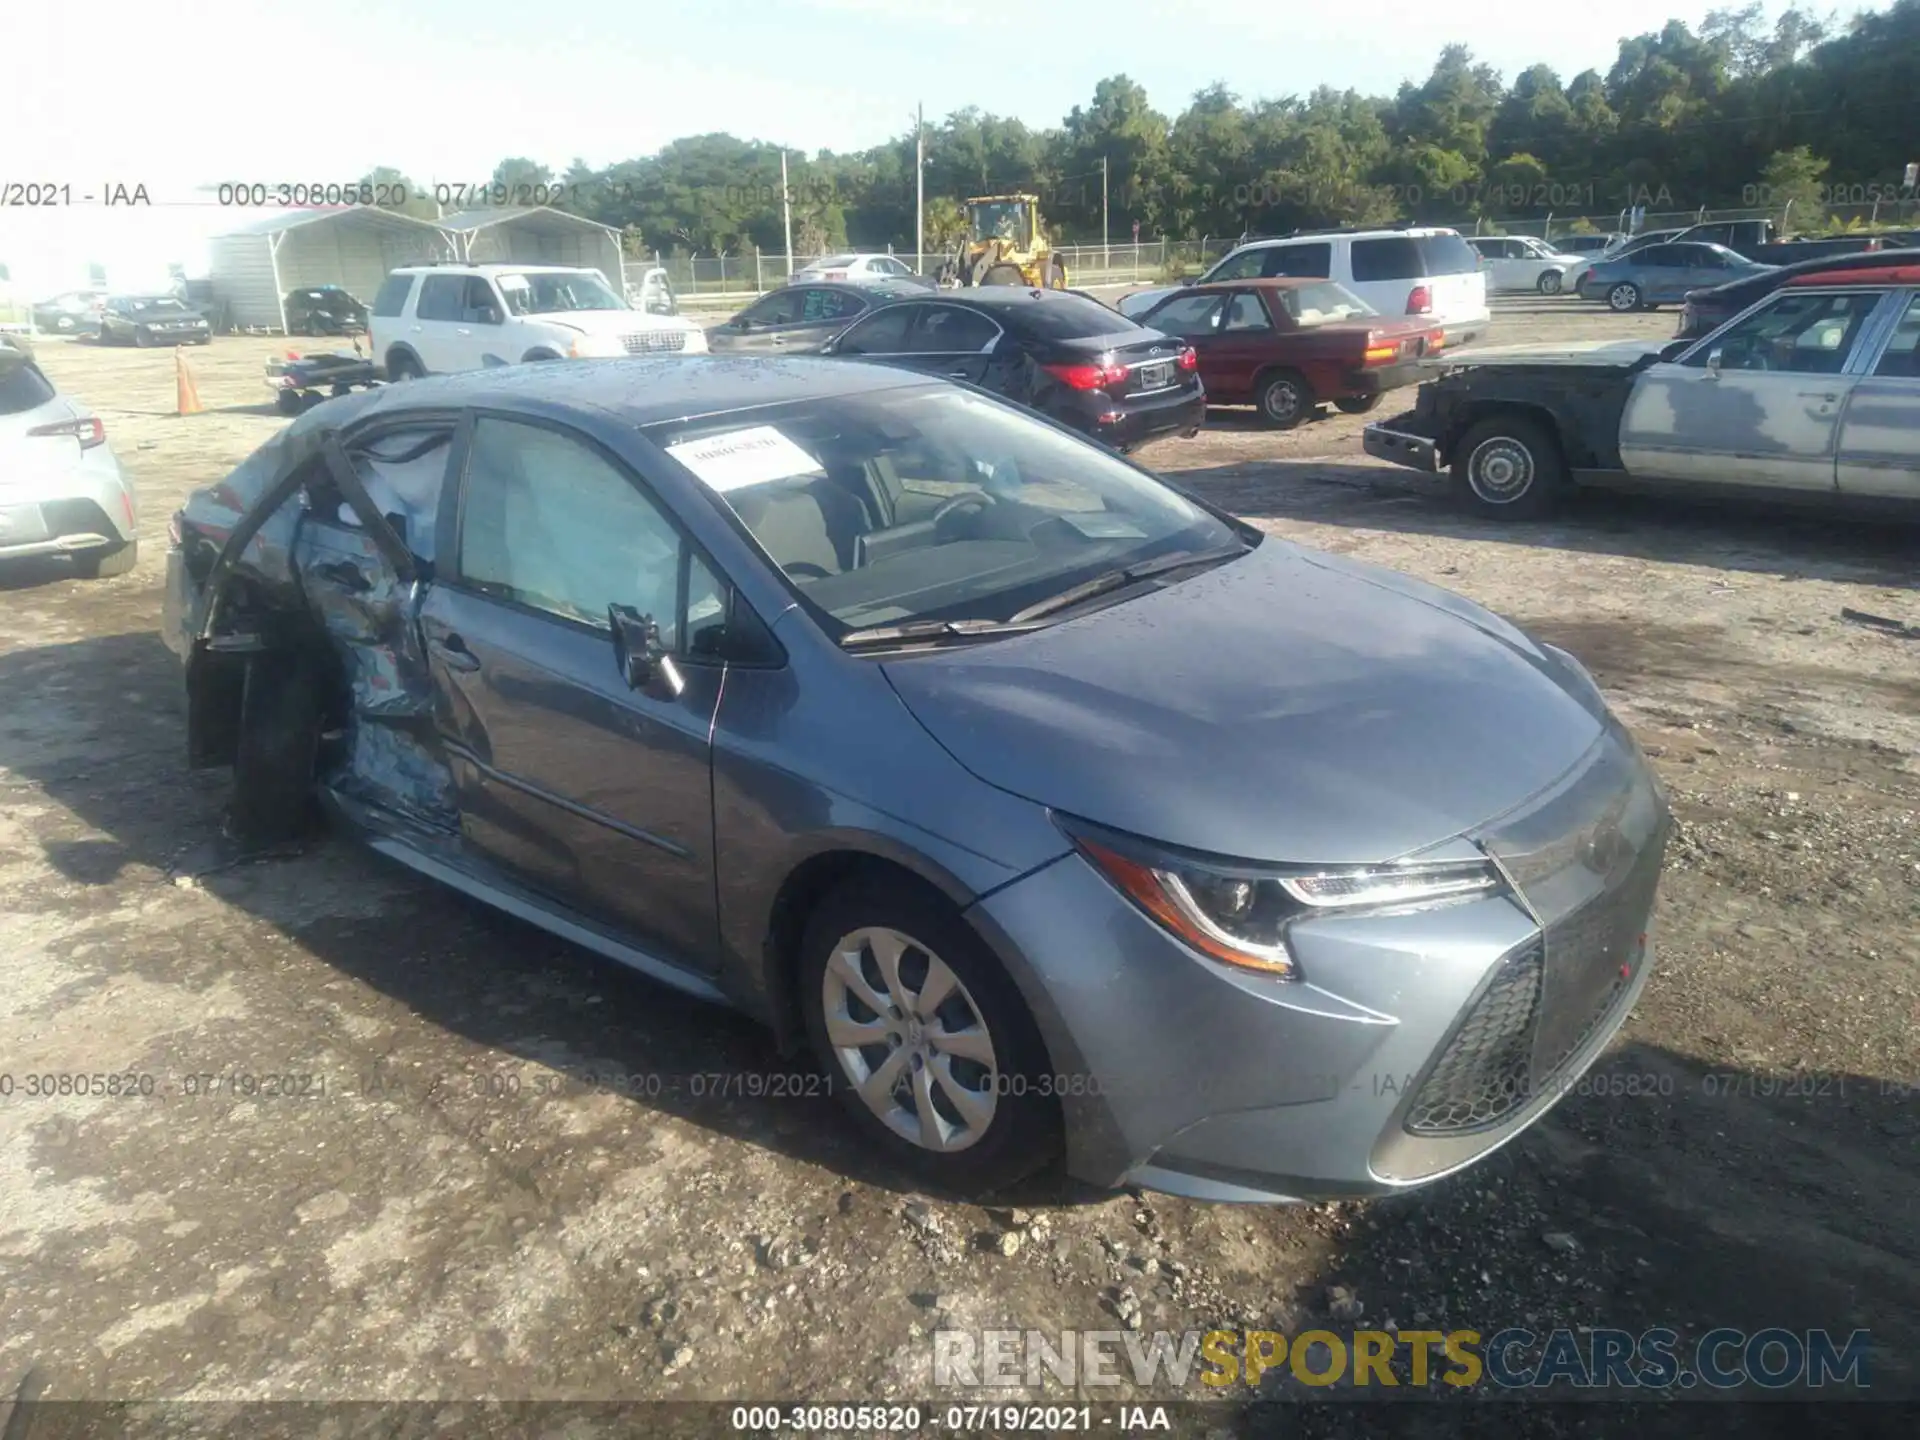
[{"left": 639, "top": 202, "right": 1920, "bottom": 302}]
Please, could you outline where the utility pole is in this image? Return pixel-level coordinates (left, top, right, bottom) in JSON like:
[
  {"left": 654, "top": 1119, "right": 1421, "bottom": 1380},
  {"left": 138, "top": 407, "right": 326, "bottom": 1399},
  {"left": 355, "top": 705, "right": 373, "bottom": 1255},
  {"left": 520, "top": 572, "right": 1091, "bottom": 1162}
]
[
  {"left": 1101, "top": 155, "right": 1110, "bottom": 273},
  {"left": 915, "top": 103, "right": 925, "bottom": 275},
  {"left": 781, "top": 150, "right": 794, "bottom": 278}
]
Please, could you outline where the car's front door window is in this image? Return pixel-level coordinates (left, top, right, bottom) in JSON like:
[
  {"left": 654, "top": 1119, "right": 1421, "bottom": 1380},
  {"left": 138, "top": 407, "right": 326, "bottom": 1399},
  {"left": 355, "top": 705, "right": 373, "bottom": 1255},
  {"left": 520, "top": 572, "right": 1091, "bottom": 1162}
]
[
  {"left": 1144, "top": 293, "right": 1226, "bottom": 337},
  {"left": 1871, "top": 294, "right": 1920, "bottom": 378},
  {"left": 457, "top": 417, "right": 685, "bottom": 640},
  {"left": 742, "top": 290, "right": 805, "bottom": 326},
  {"left": 1690, "top": 291, "right": 1883, "bottom": 375},
  {"left": 834, "top": 304, "right": 917, "bottom": 355}
]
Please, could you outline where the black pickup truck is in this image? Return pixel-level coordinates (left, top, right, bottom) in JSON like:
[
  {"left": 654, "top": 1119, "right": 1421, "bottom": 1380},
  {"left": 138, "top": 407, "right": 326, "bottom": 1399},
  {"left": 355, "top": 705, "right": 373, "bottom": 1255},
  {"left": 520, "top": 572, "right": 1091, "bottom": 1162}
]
[{"left": 1672, "top": 219, "right": 1911, "bottom": 266}]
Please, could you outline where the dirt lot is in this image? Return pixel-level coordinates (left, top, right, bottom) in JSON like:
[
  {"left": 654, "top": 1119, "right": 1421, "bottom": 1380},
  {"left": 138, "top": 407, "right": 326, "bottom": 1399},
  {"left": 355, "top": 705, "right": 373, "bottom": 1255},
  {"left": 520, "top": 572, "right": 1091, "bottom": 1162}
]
[{"left": 3, "top": 299, "right": 1918, "bottom": 1436}]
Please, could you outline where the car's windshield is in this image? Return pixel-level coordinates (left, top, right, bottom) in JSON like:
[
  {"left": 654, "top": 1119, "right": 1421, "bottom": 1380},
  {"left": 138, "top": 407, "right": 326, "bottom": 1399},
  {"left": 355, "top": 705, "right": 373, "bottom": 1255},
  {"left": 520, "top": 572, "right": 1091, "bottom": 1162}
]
[
  {"left": 647, "top": 386, "right": 1243, "bottom": 638},
  {"left": 128, "top": 298, "right": 188, "bottom": 315},
  {"left": 970, "top": 202, "right": 1031, "bottom": 246},
  {"left": 497, "top": 271, "right": 625, "bottom": 315},
  {"left": 1277, "top": 282, "right": 1376, "bottom": 325}
]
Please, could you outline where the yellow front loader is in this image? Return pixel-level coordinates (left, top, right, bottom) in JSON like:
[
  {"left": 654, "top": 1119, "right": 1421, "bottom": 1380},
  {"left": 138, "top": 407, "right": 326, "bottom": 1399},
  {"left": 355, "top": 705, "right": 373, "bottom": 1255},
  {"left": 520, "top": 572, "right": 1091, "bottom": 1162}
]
[{"left": 943, "top": 194, "right": 1070, "bottom": 288}]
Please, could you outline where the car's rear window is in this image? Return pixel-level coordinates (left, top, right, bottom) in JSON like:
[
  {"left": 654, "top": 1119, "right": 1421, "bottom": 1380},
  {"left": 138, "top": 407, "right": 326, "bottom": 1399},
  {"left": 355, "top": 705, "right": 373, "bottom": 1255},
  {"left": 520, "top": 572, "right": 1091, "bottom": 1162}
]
[
  {"left": 1004, "top": 293, "right": 1138, "bottom": 340},
  {"left": 372, "top": 274, "right": 414, "bottom": 317},
  {"left": 0, "top": 356, "right": 56, "bottom": 415},
  {"left": 1350, "top": 234, "right": 1479, "bottom": 281}
]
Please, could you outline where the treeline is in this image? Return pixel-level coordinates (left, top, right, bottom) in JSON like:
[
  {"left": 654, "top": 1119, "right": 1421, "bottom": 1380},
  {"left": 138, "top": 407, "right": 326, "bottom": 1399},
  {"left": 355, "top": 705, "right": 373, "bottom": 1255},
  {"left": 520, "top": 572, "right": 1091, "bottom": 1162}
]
[{"left": 371, "top": 0, "right": 1920, "bottom": 254}]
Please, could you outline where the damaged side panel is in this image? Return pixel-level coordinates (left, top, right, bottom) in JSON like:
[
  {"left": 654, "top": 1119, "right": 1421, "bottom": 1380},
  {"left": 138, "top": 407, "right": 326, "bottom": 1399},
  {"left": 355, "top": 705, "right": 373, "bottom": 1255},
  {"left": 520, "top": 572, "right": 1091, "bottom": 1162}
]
[{"left": 171, "top": 397, "right": 463, "bottom": 841}]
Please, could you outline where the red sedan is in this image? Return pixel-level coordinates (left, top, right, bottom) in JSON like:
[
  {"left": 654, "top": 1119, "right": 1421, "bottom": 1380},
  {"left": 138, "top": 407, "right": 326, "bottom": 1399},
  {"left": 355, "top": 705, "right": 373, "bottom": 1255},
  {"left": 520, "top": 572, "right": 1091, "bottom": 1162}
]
[{"left": 1135, "top": 278, "right": 1446, "bottom": 429}]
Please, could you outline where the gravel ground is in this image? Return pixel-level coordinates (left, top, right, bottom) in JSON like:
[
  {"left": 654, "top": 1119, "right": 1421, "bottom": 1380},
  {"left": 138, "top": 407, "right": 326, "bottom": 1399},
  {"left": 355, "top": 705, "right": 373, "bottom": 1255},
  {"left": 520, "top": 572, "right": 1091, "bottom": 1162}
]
[{"left": 2, "top": 297, "right": 1917, "bottom": 1437}]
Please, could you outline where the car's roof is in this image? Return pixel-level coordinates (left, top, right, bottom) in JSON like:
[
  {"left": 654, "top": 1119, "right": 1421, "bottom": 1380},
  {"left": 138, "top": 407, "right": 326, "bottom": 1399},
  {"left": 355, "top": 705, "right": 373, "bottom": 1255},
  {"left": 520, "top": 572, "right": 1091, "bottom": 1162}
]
[
  {"left": 1184, "top": 277, "right": 1345, "bottom": 292},
  {"left": 1233, "top": 227, "right": 1460, "bottom": 249},
  {"left": 390, "top": 262, "right": 598, "bottom": 274},
  {"left": 352, "top": 355, "right": 933, "bottom": 427},
  {"left": 1786, "top": 264, "right": 1920, "bottom": 288}
]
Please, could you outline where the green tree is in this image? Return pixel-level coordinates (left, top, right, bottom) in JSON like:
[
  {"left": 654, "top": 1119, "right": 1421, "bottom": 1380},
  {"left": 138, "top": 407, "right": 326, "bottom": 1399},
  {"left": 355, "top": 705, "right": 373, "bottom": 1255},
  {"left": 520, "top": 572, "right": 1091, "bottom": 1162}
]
[{"left": 1757, "top": 145, "right": 1830, "bottom": 226}]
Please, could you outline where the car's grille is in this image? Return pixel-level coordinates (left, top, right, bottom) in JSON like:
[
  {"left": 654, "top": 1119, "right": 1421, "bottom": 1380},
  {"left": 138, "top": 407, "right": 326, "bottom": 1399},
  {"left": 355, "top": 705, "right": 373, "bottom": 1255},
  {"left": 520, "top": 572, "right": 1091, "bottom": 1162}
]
[
  {"left": 620, "top": 331, "right": 686, "bottom": 354},
  {"left": 1404, "top": 939, "right": 1542, "bottom": 1134},
  {"left": 1404, "top": 841, "right": 1661, "bottom": 1137}
]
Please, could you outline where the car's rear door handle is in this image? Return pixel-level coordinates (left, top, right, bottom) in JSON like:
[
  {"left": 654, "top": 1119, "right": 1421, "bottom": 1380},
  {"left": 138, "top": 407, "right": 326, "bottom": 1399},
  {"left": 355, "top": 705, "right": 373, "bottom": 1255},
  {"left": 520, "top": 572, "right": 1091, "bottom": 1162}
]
[
  {"left": 946, "top": 368, "right": 971, "bottom": 378},
  {"left": 430, "top": 634, "right": 481, "bottom": 672},
  {"left": 1798, "top": 391, "right": 1840, "bottom": 403}
]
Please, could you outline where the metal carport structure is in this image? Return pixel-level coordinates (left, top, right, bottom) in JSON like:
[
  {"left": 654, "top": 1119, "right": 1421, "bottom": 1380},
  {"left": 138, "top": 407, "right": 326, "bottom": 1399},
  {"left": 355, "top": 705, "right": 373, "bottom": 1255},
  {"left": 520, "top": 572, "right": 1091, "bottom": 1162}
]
[
  {"left": 208, "top": 209, "right": 454, "bottom": 332},
  {"left": 437, "top": 208, "right": 627, "bottom": 292}
]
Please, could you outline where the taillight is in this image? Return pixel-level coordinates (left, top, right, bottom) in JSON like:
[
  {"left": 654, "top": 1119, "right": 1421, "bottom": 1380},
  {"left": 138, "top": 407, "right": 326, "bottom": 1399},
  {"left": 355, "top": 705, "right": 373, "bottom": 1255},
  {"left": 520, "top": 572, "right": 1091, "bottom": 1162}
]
[
  {"left": 824, "top": 271, "right": 847, "bottom": 280},
  {"left": 1406, "top": 285, "right": 1432, "bottom": 315},
  {"left": 28, "top": 416, "right": 106, "bottom": 449},
  {"left": 1362, "top": 340, "right": 1400, "bottom": 365},
  {"left": 1043, "top": 360, "right": 1129, "bottom": 390},
  {"left": 1176, "top": 346, "right": 1198, "bottom": 371}
]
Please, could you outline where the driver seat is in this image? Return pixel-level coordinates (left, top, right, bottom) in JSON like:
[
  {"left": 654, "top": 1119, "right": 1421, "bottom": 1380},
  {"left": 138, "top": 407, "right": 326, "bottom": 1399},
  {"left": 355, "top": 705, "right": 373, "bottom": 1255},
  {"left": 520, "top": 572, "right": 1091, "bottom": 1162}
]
[{"left": 731, "top": 477, "right": 867, "bottom": 577}]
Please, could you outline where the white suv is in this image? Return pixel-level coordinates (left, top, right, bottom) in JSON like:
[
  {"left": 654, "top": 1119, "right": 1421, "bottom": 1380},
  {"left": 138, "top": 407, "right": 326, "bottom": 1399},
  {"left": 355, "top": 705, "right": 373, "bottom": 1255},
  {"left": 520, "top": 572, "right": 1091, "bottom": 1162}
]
[
  {"left": 369, "top": 263, "right": 706, "bottom": 379},
  {"left": 1120, "top": 227, "right": 1490, "bottom": 347}
]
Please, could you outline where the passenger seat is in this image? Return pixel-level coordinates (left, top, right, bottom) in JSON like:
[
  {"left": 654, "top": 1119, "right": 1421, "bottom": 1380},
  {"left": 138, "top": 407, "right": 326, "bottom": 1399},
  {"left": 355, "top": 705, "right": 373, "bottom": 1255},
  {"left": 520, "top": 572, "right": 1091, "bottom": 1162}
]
[{"left": 732, "top": 477, "right": 868, "bottom": 575}]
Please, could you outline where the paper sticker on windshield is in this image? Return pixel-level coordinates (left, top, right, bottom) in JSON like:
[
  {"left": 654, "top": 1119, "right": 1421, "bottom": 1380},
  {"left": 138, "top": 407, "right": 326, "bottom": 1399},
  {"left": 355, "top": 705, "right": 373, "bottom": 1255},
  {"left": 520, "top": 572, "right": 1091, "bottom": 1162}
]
[
  {"left": 1057, "top": 512, "right": 1147, "bottom": 541},
  {"left": 666, "top": 426, "right": 825, "bottom": 492}
]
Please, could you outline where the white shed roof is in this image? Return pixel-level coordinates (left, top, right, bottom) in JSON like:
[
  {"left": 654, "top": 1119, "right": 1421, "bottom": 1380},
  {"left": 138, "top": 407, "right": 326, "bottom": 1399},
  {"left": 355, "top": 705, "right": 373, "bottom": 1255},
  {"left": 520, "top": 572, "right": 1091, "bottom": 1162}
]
[
  {"left": 437, "top": 206, "right": 620, "bottom": 238},
  {"left": 212, "top": 207, "right": 450, "bottom": 240}
]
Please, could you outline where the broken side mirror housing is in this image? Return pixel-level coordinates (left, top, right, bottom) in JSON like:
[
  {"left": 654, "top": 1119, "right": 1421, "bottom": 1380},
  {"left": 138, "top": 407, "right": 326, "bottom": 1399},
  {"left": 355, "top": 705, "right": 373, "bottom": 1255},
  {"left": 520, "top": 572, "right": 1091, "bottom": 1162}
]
[{"left": 608, "top": 604, "right": 684, "bottom": 696}]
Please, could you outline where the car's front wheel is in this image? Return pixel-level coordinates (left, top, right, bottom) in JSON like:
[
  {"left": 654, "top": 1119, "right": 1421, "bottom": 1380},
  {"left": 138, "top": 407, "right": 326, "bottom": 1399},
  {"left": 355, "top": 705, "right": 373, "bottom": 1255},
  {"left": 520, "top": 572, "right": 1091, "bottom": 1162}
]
[
  {"left": 385, "top": 351, "right": 423, "bottom": 381},
  {"left": 1450, "top": 415, "right": 1566, "bottom": 519},
  {"left": 1538, "top": 270, "right": 1564, "bottom": 295},
  {"left": 800, "top": 877, "right": 1061, "bottom": 1195},
  {"left": 1606, "top": 282, "right": 1643, "bottom": 312},
  {"left": 133, "top": 327, "right": 153, "bottom": 348}
]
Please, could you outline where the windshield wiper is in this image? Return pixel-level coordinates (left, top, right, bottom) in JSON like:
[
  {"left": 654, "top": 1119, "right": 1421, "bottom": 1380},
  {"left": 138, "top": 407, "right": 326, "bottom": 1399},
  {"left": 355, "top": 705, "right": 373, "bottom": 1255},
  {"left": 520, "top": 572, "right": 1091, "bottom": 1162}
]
[
  {"left": 1005, "top": 542, "right": 1249, "bottom": 626},
  {"left": 839, "top": 617, "right": 1045, "bottom": 651}
]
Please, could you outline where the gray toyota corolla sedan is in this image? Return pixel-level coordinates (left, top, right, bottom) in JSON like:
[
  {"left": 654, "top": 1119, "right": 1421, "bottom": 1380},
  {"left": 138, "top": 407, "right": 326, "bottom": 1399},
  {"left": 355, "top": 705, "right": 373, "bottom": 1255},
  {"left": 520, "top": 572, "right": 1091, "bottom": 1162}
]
[{"left": 162, "top": 357, "right": 1670, "bottom": 1202}]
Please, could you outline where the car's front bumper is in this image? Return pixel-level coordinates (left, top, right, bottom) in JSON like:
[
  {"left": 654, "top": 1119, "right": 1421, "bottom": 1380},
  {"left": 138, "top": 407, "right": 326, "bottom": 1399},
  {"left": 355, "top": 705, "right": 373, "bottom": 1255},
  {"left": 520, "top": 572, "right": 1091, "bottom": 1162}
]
[
  {"left": 968, "top": 727, "right": 1669, "bottom": 1202},
  {"left": 1363, "top": 415, "right": 1442, "bottom": 474},
  {"left": 0, "top": 444, "right": 138, "bottom": 561}
]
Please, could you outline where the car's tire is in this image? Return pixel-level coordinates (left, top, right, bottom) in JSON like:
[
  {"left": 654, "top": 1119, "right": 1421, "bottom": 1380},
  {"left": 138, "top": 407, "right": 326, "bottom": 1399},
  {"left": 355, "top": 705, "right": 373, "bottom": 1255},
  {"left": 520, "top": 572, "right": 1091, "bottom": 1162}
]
[
  {"left": 1334, "top": 393, "right": 1382, "bottom": 416},
  {"left": 227, "top": 651, "right": 324, "bottom": 848},
  {"left": 73, "top": 539, "right": 137, "bottom": 579},
  {"left": 1256, "top": 369, "right": 1313, "bottom": 429},
  {"left": 1044, "top": 255, "right": 1067, "bottom": 289},
  {"left": 1606, "top": 282, "right": 1643, "bottom": 312},
  {"left": 385, "top": 350, "right": 423, "bottom": 381},
  {"left": 1538, "top": 270, "right": 1564, "bottom": 296},
  {"left": 276, "top": 388, "right": 305, "bottom": 416},
  {"left": 134, "top": 327, "right": 153, "bottom": 348},
  {"left": 800, "top": 876, "right": 1062, "bottom": 1196},
  {"left": 523, "top": 348, "right": 562, "bottom": 362},
  {"left": 1449, "top": 415, "right": 1566, "bottom": 520},
  {"left": 982, "top": 264, "right": 1025, "bottom": 286}
]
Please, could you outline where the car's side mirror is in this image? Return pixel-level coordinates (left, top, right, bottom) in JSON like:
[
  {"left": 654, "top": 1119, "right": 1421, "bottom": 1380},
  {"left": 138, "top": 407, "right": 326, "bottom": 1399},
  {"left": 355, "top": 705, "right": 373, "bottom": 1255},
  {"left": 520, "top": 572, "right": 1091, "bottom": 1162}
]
[{"left": 608, "top": 603, "right": 684, "bottom": 696}]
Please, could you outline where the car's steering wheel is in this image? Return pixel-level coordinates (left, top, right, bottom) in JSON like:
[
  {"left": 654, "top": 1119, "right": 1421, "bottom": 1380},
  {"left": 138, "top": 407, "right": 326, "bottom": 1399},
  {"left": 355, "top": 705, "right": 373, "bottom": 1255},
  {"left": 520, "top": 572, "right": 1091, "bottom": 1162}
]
[
  {"left": 784, "top": 561, "right": 832, "bottom": 580},
  {"left": 932, "top": 490, "right": 995, "bottom": 529}
]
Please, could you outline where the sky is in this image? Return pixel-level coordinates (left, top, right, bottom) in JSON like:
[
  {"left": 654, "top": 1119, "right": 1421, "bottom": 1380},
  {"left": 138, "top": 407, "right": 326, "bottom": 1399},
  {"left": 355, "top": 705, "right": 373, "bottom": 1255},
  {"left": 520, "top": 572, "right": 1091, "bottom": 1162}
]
[{"left": 2, "top": 0, "right": 1875, "bottom": 288}]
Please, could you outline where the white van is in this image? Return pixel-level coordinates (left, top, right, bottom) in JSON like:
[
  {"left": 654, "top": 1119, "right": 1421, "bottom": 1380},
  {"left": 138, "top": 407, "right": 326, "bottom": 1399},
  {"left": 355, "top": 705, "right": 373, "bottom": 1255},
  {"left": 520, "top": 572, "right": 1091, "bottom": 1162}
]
[
  {"left": 1120, "top": 227, "right": 1490, "bottom": 348},
  {"left": 369, "top": 263, "right": 706, "bottom": 380}
]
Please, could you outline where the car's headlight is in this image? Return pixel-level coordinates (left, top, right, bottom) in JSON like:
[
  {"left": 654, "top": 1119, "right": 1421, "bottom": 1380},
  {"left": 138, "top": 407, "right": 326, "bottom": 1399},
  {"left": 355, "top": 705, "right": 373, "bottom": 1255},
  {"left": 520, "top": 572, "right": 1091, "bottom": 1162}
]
[{"left": 1059, "top": 817, "right": 1504, "bottom": 979}]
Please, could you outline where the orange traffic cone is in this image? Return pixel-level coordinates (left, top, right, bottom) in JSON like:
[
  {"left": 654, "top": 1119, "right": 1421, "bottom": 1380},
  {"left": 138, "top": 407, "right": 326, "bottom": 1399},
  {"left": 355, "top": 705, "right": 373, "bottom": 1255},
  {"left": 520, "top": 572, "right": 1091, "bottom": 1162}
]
[{"left": 176, "top": 347, "right": 203, "bottom": 416}]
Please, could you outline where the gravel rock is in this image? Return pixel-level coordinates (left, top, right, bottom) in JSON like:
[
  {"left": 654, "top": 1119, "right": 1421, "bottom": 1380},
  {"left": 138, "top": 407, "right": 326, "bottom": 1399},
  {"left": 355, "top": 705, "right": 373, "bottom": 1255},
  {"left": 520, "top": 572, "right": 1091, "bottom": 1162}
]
[{"left": 1326, "top": 1285, "right": 1364, "bottom": 1321}]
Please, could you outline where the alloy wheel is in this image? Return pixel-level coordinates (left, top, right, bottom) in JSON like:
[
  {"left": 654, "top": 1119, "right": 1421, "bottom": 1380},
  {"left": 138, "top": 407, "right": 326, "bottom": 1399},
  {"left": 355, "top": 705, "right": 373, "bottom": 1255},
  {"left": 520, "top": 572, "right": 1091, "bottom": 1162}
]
[
  {"left": 1608, "top": 284, "right": 1640, "bottom": 312},
  {"left": 821, "top": 926, "right": 999, "bottom": 1153}
]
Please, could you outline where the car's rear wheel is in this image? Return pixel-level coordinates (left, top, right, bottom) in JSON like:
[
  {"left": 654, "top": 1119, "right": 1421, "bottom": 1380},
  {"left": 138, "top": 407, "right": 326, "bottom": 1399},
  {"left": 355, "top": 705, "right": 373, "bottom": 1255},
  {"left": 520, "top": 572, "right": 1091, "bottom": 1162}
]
[
  {"left": 1607, "top": 282, "right": 1643, "bottom": 312},
  {"left": 800, "top": 877, "right": 1061, "bottom": 1195},
  {"left": 385, "top": 351, "right": 422, "bottom": 381},
  {"left": 1334, "top": 393, "right": 1382, "bottom": 416},
  {"left": 1538, "top": 270, "right": 1564, "bottom": 295},
  {"left": 134, "top": 328, "right": 153, "bottom": 348},
  {"left": 73, "top": 539, "right": 137, "bottom": 579},
  {"left": 1256, "top": 369, "right": 1313, "bottom": 429},
  {"left": 1450, "top": 415, "right": 1565, "bottom": 519},
  {"left": 275, "top": 389, "right": 304, "bottom": 416}
]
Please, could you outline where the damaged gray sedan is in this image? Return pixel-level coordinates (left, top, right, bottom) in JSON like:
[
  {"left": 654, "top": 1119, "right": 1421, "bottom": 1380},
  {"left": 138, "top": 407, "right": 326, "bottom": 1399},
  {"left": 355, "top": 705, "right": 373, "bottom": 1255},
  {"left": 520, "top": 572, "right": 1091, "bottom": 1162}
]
[{"left": 162, "top": 358, "right": 1669, "bottom": 1202}]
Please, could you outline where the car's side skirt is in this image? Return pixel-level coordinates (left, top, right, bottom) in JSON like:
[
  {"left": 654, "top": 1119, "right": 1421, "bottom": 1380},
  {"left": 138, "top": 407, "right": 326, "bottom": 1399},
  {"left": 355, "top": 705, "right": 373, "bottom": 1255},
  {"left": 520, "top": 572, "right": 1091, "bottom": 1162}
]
[{"left": 326, "top": 789, "right": 732, "bottom": 1008}]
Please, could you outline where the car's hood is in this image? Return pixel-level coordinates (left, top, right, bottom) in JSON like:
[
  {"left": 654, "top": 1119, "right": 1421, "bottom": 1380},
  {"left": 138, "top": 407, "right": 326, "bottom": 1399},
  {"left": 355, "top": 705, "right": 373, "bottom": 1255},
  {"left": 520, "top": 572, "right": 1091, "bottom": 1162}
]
[
  {"left": 1117, "top": 286, "right": 1180, "bottom": 319},
  {"left": 1422, "top": 338, "right": 1666, "bottom": 369},
  {"left": 880, "top": 539, "right": 1606, "bottom": 864},
  {"left": 539, "top": 309, "right": 701, "bottom": 335}
]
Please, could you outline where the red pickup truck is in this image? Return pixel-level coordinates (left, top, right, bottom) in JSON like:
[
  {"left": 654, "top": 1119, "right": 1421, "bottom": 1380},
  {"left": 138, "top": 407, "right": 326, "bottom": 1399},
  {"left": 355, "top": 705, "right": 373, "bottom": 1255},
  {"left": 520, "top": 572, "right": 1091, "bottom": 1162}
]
[{"left": 1134, "top": 278, "right": 1446, "bottom": 429}]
